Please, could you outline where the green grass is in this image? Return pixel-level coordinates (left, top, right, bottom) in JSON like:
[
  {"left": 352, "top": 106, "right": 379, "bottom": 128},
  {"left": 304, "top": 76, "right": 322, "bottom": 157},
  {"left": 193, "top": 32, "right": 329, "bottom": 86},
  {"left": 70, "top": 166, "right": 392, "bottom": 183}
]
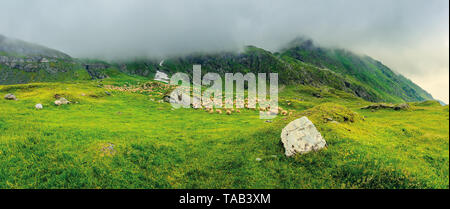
[{"left": 0, "top": 79, "right": 448, "bottom": 188}]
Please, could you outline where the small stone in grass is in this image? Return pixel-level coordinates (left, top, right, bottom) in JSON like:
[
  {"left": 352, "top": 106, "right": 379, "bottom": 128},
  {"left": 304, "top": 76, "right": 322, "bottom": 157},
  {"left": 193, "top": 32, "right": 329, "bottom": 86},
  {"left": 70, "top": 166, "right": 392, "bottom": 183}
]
[
  {"left": 4, "top": 94, "right": 17, "bottom": 100},
  {"left": 54, "top": 97, "right": 70, "bottom": 106},
  {"left": 35, "top": 103, "right": 43, "bottom": 109}
]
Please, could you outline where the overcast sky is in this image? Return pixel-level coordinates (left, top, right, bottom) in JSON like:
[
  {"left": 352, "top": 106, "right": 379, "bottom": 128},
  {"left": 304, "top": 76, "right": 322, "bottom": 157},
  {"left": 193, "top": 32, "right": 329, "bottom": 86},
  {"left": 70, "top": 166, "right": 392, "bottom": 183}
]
[{"left": 0, "top": 0, "right": 448, "bottom": 103}]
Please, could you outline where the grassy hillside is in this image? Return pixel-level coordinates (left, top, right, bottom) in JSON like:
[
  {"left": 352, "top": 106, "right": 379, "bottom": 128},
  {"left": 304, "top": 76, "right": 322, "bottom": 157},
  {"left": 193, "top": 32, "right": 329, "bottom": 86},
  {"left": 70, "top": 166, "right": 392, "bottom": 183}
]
[
  {"left": 281, "top": 38, "right": 434, "bottom": 102},
  {"left": 0, "top": 62, "right": 91, "bottom": 84},
  {"left": 0, "top": 77, "right": 447, "bottom": 188},
  {"left": 0, "top": 35, "right": 446, "bottom": 189}
]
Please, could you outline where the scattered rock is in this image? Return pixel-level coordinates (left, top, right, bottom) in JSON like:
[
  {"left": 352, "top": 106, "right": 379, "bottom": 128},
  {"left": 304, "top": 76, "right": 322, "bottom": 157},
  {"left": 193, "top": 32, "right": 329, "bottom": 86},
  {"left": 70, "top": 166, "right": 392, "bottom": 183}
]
[
  {"left": 163, "top": 95, "right": 171, "bottom": 103},
  {"left": 4, "top": 93, "right": 16, "bottom": 100},
  {"left": 265, "top": 120, "right": 272, "bottom": 123},
  {"left": 394, "top": 103, "right": 410, "bottom": 110},
  {"left": 280, "top": 116, "right": 327, "bottom": 157},
  {"left": 362, "top": 103, "right": 410, "bottom": 111},
  {"left": 54, "top": 97, "right": 70, "bottom": 106},
  {"left": 35, "top": 103, "right": 43, "bottom": 109},
  {"left": 105, "top": 91, "right": 111, "bottom": 96}
]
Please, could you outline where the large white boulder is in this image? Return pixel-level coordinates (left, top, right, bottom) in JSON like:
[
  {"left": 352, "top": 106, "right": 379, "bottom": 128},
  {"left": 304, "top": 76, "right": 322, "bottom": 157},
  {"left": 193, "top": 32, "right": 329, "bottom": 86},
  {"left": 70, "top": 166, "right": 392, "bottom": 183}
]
[{"left": 280, "top": 116, "right": 327, "bottom": 157}]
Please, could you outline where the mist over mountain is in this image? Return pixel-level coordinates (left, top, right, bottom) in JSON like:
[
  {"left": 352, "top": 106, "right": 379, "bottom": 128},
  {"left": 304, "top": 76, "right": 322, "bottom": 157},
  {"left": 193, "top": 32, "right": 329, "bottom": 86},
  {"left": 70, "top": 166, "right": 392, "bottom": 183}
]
[
  {"left": 0, "top": 34, "right": 435, "bottom": 103},
  {"left": 0, "top": 34, "right": 70, "bottom": 59},
  {"left": 1, "top": 0, "right": 447, "bottom": 102}
]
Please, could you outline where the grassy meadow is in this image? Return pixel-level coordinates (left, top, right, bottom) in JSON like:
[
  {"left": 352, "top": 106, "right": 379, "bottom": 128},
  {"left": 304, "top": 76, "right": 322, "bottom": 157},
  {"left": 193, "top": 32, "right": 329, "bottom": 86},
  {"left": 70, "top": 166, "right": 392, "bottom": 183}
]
[{"left": 0, "top": 75, "right": 448, "bottom": 189}]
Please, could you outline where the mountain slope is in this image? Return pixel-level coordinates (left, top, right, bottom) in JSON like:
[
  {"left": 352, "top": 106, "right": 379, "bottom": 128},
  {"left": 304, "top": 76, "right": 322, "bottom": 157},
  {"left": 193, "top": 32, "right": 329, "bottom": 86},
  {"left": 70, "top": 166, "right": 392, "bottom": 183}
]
[
  {"left": 117, "top": 42, "right": 432, "bottom": 102},
  {"left": 0, "top": 34, "right": 70, "bottom": 59},
  {"left": 0, "top": 34, "right": 90, "bottom": 84},
  {"left": 280, "top": 38, "right": 433, "bottom": 102},
  {"left": 0, "top": 35, "right": 434, "bottom": 103},
  {"left": 0, "top": 80, "right": 447, "bottom": 188}
]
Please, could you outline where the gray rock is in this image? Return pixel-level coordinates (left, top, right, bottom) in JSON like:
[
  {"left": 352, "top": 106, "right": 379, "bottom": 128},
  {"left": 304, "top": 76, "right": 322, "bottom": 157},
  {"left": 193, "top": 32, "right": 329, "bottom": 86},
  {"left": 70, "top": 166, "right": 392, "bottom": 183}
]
[
  {"left": 362, "top": 103, "right": 410, "bottom": 111},
  {"left": 54, "top": 97, "right": 70, "bottom": 106},
  {"left": 35, "top": 103, "right": 43, "bottom": 109},
  {"left": 394, "top": 103, "right": 410, "bottom": 110},
  {"left": 280, "top": 116, "right": 327, "bottom": 157},
  {"left": 4, "top": 93, "right": 16, "bottom": 100},
  {"left": 163, "top": 95, "right": 171, "bottom": 103}
]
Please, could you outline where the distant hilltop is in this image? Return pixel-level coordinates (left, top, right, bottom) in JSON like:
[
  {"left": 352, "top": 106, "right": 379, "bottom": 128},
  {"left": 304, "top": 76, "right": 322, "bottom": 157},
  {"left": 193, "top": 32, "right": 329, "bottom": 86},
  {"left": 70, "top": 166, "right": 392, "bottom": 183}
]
[{"left": 0, "top": 34, "right": 70, "bottom": 59}]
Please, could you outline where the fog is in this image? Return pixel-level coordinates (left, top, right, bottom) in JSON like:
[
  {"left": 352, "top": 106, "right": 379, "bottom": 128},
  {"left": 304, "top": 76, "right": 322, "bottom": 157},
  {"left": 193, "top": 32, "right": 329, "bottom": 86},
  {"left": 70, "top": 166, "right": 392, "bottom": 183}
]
[{"left": 0, "top": 0, "right": 448, "bottom": 102}]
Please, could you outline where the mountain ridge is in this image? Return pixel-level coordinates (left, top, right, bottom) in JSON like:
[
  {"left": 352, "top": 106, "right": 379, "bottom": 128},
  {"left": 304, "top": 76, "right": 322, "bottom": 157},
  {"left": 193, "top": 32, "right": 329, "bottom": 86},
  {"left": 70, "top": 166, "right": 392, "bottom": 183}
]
[
  {"left": 0, "top": 34, "right": 70, "bottom": 59},
  {"left": 0, "top": 34, "right": 435, "bottom": 103}
]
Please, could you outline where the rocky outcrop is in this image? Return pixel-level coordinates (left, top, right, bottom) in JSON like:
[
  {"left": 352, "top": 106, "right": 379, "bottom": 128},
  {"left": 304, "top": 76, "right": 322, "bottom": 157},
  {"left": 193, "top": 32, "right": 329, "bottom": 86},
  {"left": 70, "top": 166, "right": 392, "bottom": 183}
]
[
  {"left": 0, "top": 55, "right": 74, "bottom": 73},
  {"left": 84, "top": 63, "right": 109, "bottom": 79},
  {"left": 54, "top": 97, "right": 70, "bottom": 106},
  {"left": 281, "top": 116, "right": 327, "bottom": 157},
  {"left": 0, "top": 34, "right": 79, "bottom": 84},
  {"left": 361, "top": 103, "right": 410, "bottom": 111}
]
